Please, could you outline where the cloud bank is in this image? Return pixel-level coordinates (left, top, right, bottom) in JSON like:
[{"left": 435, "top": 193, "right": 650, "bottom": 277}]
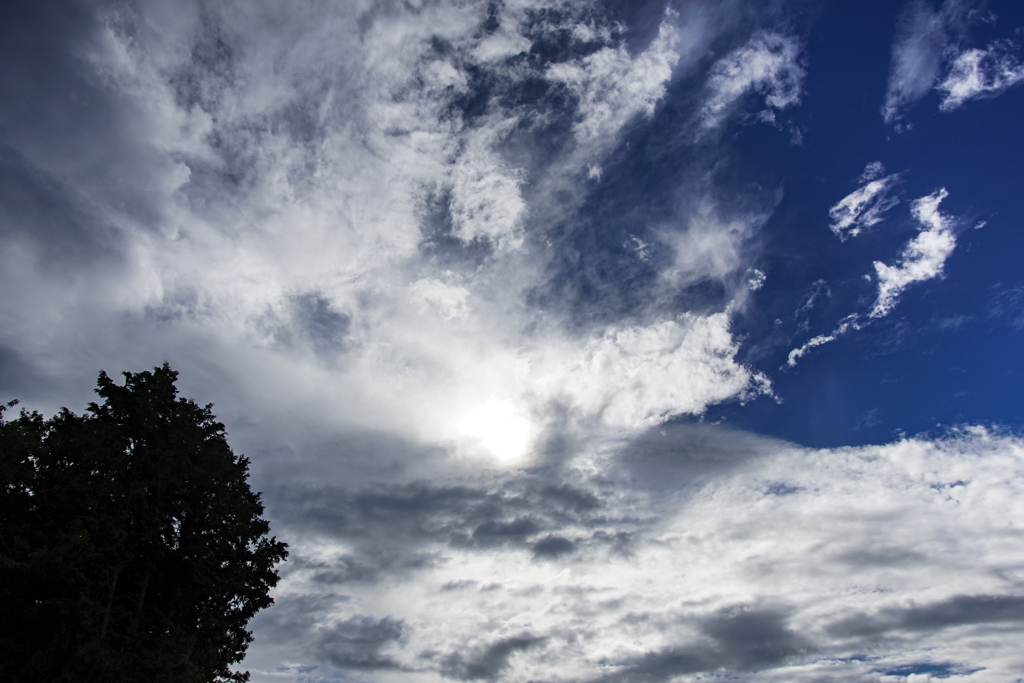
[{"left": 250, "top": 426, "right": 1024, "bottom": 681}]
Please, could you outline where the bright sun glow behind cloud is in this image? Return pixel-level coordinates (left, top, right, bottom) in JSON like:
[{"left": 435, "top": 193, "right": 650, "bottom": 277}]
[{"left": 459, "top": 399, "right": 531, "bottom": 463}]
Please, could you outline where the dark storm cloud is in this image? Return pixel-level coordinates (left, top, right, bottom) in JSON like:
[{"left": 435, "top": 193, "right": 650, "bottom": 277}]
[
  {"left": 305, "top": 552, "right": 438, "bottom": 587},
  {"left": 830, "top": 544, "right": 927, "bottom": 568},
  {"left": 167, "top": 5, "right": 236, "bottom": 113},
  {"left": 601, "top": 647, "right": 708, "bottom": 682},
  {"left": 829, "top": 594, "right": 1024, "bottom": 639},
  {"left": 0, "top": 145, "right": 115, "bottom": 266},
  {"left": 596, "top": 607, "right": 810, "bottom": 682},
  {"left": 440, "top": 634, "right": 545, "bottom": 680},
  {"left": 269, "top": 474, "right": 638, "bottom": 568},
  {"left": 530, "top": 534, "right": 575, "bottom": 558},
  {"left": 528, "top": 532, "right": 577, "bottom": 561},
  {"left": 466, "top": 517, "right": 543, "bottom": 547},
  {"left": 286, "top": 293, "right": 352, "bottom": 354},
  {"left": 248, "top": 430, "right": 438, "bottom": 495},
  {"left": 271, "top": 481, "right": 491, "bottom": 540},
  {"left": 0, "top": 345, "right": 57, "bottom": 402},
  {"left": 260, "top": 422, "right": 1024, "bottom": 681},
  {"left": 611, "top": 422, "right": 778, "bottom": 492},
  {"left": 263, "top": 424, "right": 796, "bottom": 603},
  {"left": 272, "top": 477, "right": 609, "bottom": 538},
  {"left": 252, "top": 595, "right": 406, "bottom": 671},
  {"left": 417, "top": 189, "right": 496, "bottom": 273},
  {"left": 440, "top": 579, "right": 479, "bottom": 592},
  {"left": 0, "top": 0, "right": 142, "bottom": 309},
  {"left": 0, "top": 1, "right": 106, "bottom": 149},
  {"left": 250, "top": 592, "right": 351, "bottom": 646},
  {"left": 700, "top": 607, "right": 811, "bottom": 670},
  {"left": 538, "top": 482, "right": 601, "bottom": 513},
  {"left": 0, "top": 0, "right": 186, "bottom": 230},
  {"left": 312, "top": 616, "right": 407, "bottom": 671}
]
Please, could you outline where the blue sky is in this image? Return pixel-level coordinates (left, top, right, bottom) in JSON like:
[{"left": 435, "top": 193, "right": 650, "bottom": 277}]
[
  {"left": 703, "top": 0, "right": 1024, "bottom": 448},
  {"left": 3, "top": 0, "right": 1024, "bottom": 680}
]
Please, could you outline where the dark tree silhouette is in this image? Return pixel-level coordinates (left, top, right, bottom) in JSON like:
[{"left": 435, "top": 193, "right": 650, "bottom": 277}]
[{"left": 0, "top": 364, "right": 288, "bottom": 682}]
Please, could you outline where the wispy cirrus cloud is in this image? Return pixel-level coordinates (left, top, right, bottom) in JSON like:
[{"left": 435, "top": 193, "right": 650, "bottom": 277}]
[{"left": 882, "top": 0, "right": 953, "bottom": 125}]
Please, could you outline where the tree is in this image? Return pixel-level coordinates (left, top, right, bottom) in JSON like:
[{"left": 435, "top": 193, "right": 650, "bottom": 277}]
[{"left": 0, "top": 364, "right": 288, "bottom": 682}]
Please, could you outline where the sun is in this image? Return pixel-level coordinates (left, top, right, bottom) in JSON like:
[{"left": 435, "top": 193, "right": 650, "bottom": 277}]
[{"left": 459, "top": 399, "right": 531, "bottom": 463}]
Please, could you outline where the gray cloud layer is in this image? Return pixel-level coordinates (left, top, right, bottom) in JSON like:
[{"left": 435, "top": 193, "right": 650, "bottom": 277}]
[{"left": 248, "top": 425, "right": 1024, "bottom": 681}]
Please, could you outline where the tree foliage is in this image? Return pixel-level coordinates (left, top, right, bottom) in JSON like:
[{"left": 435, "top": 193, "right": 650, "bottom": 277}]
[{"left": 0, "top": 364, "right": 288, "bottom": 682}]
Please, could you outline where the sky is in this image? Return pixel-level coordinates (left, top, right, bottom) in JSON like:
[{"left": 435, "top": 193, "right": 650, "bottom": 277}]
[{"left": 3, "top": 0, "right": 1024, "bottom": 681}]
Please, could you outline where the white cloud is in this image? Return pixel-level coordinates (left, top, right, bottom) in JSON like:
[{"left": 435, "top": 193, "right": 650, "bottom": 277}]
[
  {"left": 471, "top": 26, "right": 532, "bottom": 63},
  {"left": 785, "top": 314, "right": 860, "bottom": 368},
  {"left": 533, "top": 313, "right": 771, "bottom": 430},
  {"left": 871, "top": 189, "right": 957, "bottom": 318},
  {"left": 700, "top": 32, "right": 805, "bottom": 131},
  {"left": 410, "top": 277, "right": 471, "bottom": 320},
  {"left": 828, "top": 163, "right": 903, "bottom": 240},
  {"left": 747, "top": 268, "right": 766, "bottom": 291},
  {"left": 938, "top": 39, "right": 1024, "bottom": 110}
]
